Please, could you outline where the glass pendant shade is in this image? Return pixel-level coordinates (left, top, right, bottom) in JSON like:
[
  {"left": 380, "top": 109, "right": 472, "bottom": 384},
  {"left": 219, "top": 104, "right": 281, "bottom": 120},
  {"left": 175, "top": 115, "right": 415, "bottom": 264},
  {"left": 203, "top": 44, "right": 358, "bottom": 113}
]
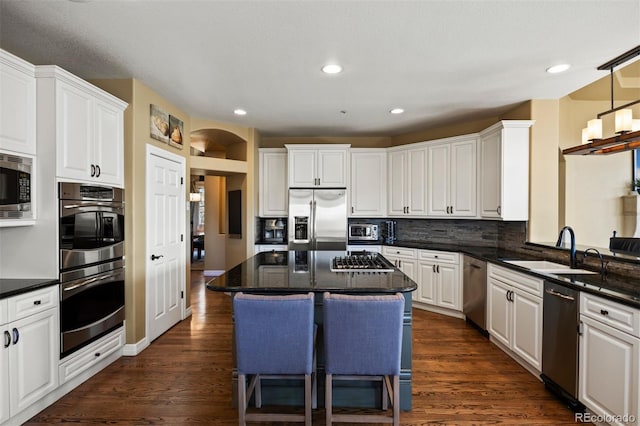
[
  {"left": 615, "top": 109, "right": 633, "bottom": 133},
  {"left": 587, "top": 118, "right": 603, "bottom": 140}
]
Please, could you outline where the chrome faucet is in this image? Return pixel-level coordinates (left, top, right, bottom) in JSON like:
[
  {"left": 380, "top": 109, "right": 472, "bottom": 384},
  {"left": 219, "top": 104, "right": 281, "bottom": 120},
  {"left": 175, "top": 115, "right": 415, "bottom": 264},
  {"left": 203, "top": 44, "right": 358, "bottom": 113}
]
[{"left": 556, "top": 226, "right": 577, "bottom": 269}]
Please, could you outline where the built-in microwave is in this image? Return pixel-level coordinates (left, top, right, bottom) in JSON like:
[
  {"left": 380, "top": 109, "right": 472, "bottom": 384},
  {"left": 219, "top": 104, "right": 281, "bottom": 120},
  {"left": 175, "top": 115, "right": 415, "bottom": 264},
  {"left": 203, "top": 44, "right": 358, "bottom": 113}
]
[
  {"left": 348, "top": 223, "right": 379, "bottom": 241},
  {"left": 0, "top": 152, "right": 32, "bottom": 219}
]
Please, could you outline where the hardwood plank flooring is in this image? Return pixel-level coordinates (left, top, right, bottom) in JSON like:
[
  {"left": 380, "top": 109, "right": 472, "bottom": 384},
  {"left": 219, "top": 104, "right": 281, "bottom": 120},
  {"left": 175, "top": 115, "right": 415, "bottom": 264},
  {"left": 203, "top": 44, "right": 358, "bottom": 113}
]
[{"left": 26, "top": 271, "right": 577, "bottom": 425}]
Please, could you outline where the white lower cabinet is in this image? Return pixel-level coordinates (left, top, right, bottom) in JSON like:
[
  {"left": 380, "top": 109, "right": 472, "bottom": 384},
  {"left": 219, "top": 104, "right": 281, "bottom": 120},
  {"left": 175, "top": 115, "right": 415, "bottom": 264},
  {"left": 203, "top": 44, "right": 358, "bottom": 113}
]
[
  {"left": 487, "top": 264, "right": 543, "bottom": 372},
  {"left": 416, "top": 250, "right": 461, "bottom": 312},
  {"left": 1, "top": 286, "right": 59, "bottom": 425},
  {"left": 381, "top": 246, "right": 417, "bottom": 282},
  {"left": 579, "top": 293, "right": 639, "bottom": 425},
  {"left": 59, "top": 327, "right": 125, "bottom": 385}
]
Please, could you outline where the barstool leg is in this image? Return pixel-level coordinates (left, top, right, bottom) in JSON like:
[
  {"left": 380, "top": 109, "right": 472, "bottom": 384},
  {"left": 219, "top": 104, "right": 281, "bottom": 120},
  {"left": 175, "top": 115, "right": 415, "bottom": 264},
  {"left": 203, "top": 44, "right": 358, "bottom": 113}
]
[
  {"left": 382, "top": 375, "right": 388, "bottom": 410},
  {"left": 393, "top": 374, "right": 400, "bottom": 426},
  {"left": 238, "top": 374, "right": 246, "bottom": 426},
  {"left": 325, "top": 373, "right": 333, "bottom": 426},
  {"left": 305, "top": 374, "right": 312, "bottom": 426}
]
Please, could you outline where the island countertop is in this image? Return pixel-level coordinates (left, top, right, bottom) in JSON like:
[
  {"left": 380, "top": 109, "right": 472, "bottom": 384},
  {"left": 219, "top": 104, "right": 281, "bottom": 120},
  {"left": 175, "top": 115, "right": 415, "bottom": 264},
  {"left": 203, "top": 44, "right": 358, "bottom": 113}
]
[{"left": 206, "top": 250, "right": 418, "bottom": 293}]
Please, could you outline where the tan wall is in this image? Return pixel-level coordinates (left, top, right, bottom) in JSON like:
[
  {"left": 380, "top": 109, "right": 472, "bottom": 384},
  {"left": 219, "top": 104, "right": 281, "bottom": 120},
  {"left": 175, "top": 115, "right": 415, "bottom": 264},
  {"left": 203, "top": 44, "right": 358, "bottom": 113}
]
[
  {"left": 203, "top": 175, "right": 226, "bottom": 271},
  {"left": 558, "top": 98, "right": 634, "bottom": 247},
  {"left": 528, "top": 100, "right": 559, "bottom": 242},
  {"left": 91, "top": 78, "right": 192, "bottom": 346}
]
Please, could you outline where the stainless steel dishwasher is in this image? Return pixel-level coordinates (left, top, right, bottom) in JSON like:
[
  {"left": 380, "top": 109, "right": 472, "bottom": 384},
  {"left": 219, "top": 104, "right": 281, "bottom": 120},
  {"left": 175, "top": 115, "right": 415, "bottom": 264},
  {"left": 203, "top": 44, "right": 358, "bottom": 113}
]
[
  {"left": 462, "top": 256, "right": 487, "bottom": 334},
  {"left": 541, "top": 281, "right": 584, "bottom": 412}
]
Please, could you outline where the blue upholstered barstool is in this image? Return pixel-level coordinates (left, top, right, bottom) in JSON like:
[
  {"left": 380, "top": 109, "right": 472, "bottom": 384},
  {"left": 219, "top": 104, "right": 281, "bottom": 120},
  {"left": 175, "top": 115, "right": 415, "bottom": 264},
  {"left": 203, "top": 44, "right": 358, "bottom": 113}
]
[
  {"left": 323, "top": 292, "right": 405, "bottom": 426},
  {"left": 233, "top": 292, "right": 315, "bottom": 426}
]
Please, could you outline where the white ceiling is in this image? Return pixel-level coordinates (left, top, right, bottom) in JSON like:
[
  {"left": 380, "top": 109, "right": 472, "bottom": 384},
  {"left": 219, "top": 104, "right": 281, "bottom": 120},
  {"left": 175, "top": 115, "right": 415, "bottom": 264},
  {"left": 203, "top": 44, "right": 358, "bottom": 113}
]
[{"left": 1, "top": 0, "right": 639, "bottom": 137}]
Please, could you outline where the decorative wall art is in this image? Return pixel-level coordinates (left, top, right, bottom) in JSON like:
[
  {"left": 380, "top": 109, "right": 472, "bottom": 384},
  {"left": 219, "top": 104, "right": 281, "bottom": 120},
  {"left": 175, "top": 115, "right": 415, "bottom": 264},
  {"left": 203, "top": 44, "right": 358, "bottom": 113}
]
[
  {"left": 150, "top": 104, "right": 169, "bottom": 143},
  {"left": 168, "top": 115, "right": 184, "bottom": 149}
]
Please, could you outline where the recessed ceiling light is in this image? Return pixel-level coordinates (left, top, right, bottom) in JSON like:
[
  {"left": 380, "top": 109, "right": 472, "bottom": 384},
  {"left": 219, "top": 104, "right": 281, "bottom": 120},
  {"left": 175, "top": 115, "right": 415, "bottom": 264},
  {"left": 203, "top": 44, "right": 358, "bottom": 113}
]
[
  {"left": 322, "top": 64, "right": 343, "bottom": 74},
  {"left": 546, "top": 64, "right": 571, "bottom": 74},
  {"left": 390, "top": 108, "right": 405, "bottom": 114},
  {"left": 233, "top": 109, "right": 247, "bottom": 116}
]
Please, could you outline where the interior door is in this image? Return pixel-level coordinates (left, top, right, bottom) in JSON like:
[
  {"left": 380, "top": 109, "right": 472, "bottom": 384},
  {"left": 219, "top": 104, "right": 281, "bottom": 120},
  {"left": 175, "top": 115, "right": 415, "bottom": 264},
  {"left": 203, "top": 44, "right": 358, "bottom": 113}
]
[{"left": 146, "top": 147, "right": 185, "bottom": 342}]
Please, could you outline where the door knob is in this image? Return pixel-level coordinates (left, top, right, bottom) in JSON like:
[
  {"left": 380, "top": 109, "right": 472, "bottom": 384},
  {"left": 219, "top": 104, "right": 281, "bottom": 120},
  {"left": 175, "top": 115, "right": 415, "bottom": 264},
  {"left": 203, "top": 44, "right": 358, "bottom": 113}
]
[{"left": 151, "top": 254, "right": 164, "bottom": 261}]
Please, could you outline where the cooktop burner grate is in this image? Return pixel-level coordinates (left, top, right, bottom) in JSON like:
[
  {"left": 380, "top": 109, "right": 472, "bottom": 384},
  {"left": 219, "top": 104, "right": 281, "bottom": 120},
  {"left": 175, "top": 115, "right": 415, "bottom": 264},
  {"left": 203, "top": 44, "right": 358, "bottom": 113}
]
[{"left": 331, "top": 254, "right": 395, "bottom": 272}]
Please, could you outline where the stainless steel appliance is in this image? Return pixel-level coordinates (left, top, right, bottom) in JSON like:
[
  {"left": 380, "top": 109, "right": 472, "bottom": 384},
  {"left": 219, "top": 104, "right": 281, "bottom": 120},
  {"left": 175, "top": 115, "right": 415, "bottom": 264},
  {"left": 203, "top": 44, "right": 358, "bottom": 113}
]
[
  {"left": 262, "top": 218, "right": 287, "bottom": 243},
  {"left": 288, "top": 189, "right": 347, "bottom": 250},
  {"left": 541, "top": 281, "right": 584, "bottom": 411},
  {"left": 58, "top": 182, "right": 125, "bottom": 358},
  {"left": 462, "top": 256, "right": 487, "bottom": 332},
  {"left": 331, "top": 253, "right": 394, "bottom": 272},
  {"left": 348, "top": 223, "right": 379, "bottom": 241},
  {"left": 0, "top": 152, "right": 32, "bottom": 219}
]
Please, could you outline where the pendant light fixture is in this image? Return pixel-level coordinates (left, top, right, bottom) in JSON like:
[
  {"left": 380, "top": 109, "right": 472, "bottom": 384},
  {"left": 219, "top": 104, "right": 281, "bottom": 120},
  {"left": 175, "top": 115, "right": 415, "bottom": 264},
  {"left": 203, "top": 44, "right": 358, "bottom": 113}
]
[{"left": 564, "top": 45, "right": 640, "bottom": 155}]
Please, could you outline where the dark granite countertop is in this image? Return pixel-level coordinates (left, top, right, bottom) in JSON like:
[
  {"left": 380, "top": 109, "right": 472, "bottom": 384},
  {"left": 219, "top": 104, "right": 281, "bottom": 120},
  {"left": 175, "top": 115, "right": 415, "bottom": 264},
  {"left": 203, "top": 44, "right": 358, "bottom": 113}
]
[
  {"left": 0, "top": 278, "right": 59, "bottom": 300},
  {"left": 206, "top": 250, "right": 417, "bottom": 294},
  {"left": 384, "top": 240, "right": 640, "bottom": 309}
]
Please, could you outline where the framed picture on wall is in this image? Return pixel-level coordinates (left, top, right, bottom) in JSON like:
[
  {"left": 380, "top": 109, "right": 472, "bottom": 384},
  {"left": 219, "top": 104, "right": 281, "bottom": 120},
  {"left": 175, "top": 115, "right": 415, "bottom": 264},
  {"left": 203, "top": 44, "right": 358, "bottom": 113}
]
[
  {"left": 150, "top": 104, "right": 169, "bottom": 143},
  {"left": 168, "top": 115, "right": 184, "bottom": 149}
]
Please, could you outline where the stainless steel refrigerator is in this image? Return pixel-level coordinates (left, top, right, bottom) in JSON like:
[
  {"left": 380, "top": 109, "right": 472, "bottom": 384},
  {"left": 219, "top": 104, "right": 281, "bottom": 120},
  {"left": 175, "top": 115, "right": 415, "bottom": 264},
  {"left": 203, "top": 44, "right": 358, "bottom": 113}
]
[{"left": 288, "top": 189, "right": 347, "bottom": 250}]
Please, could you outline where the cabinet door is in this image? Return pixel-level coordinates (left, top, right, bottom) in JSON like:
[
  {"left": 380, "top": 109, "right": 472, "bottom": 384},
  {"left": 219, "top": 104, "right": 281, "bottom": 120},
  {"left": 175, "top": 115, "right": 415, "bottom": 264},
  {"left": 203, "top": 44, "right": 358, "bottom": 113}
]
[
  {"left": 487, "top": 278, "right": 511, "bottom": 348},
  {"left": 350, "top": 151, "right": 386, "bottom": 217},
  {"left": 400, "top": 259, "right": 417, "bottom": 282},
  {"left": 288, "top": 149, "right": 317, "bottom": 187},
  {"left": 318, "top": 149, "right": 347, "bottom": 187},
  {"left": 437, "top": 263, "right": 460, "bottom": 310},
  {"left": 0, "top": 330, "right": 8, "bottom": 424},
  {"left": 450, "top": 138, "right": 477, "bottom": 217},
  {"left": 93, "top": 98, "right": 124, "bottom": 186},
  {"left": 56, "top": 81, "right": 94, "bottom": 181},
  {"left": 417, "top": 261, "right": 436, "bottom": 305},
  {"left": 387, "top": 150, "right": 407, "bottom": 215},
  {"left": 480, "top": 131, "right": 501, "bottom": 218},
  {"left": 511, "top": 289, "right": 542, "bottom": 370},
  {"left": 580, "top": 316, "right": 639, "bottom": 424},
  {"left": 407, "top": 148, "right": 427, "bottom": 215},
  {"left": 0, "top": 55, "right": 36, "bottom": 155},
  {"left": 9, "top": 308, "right": 58, "bottom": 416},
  {"left": 260, "top": 151, "right": 288, "bottom": 216},
  {"left": 427, "top": 144, "right": 450, "bottom": 216}
]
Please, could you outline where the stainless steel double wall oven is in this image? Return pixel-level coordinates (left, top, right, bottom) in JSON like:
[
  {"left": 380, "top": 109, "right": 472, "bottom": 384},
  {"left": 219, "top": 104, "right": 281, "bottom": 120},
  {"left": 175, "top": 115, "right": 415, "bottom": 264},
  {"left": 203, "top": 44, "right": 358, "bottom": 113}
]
[{"left": 58, "top": 183, "right": 125, "bottom": 358}]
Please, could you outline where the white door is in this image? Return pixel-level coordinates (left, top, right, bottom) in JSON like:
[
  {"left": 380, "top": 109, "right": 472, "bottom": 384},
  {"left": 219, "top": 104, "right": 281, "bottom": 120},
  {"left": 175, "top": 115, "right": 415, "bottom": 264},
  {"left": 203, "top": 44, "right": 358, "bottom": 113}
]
[
  {"left": 146, "top": 146, "right": 185, "bottom": 342},
  {"left": 437, "top": 263, "right": 460, "bottom": 310},
  {"left": 93, "top": 98, "right": 124, "bottom": 187},
  {"left": 407, "top": 148, "right": 427, "bottom": 215},
  {"left": 427, "top": 143, "right": 450, "bottom": 216},
  {"left": 417, "top": 261, "right": 436, "bottom": 305},
  {"left": 387, "top": 150, "right": 407, "bottom": 215},
  {"left": 480, "top": 131, "right": 502, "bottom": 218},
  {"left": 450, "top": 138, "right": 477, "bottom": 217},
  {"left": 511, "top": 290, "right": 542, "bottom": 370},
  {"left": 317, "top": 149, "right": 347, "bottom": 187}
]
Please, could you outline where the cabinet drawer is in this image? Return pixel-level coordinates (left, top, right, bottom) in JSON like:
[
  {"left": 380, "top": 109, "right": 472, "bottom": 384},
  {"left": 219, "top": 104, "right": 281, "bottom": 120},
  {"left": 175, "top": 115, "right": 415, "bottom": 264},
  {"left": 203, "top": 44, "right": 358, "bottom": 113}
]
[
  {"left": 7, "top": 285, "right": 58, "bottom": 322},
  {"left": 0, "top": 298, "right": 6, "bottom": 325},
  {"left": 418, "top": 250, "right": 459, "bottom": 264},
  {"left": 580, "top": 292, "right": 640, "bottom": 337},
  {"left": 488, "top": 263, "right": 543, "bottom": 297},
  {"left": 382, "top": 246, "right": 417, "bottom": 259},
  {"left": 59, "top": 326, "right": 124, "bottom": 384}
]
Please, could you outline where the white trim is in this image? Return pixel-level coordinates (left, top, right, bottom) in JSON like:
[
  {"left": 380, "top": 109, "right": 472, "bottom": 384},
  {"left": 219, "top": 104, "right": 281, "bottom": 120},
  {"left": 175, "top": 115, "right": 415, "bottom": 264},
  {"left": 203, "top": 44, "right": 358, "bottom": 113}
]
[
  {"left": 122, "top": 336, "right": 150, "bottom": 357},
  {"left": 145, "top": 144, "right": 186, "bottom": 344},
  {"left": 184, "top": 306, "right": 192, "bottom": 319},
  {"left": 203, "top": 269, "right": 225, "bottom": 276}
]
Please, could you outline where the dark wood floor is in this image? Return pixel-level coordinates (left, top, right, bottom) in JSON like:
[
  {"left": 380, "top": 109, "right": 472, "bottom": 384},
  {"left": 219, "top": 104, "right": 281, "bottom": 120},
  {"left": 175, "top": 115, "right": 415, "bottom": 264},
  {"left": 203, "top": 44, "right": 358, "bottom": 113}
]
[{"left": 26, "top": 271, "right": 578, "bottom": 425}]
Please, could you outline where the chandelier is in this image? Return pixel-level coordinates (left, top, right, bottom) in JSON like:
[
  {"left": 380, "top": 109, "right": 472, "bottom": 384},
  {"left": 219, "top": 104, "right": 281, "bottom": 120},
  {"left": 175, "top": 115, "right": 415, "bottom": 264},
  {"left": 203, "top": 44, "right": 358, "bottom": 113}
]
[{"left": 563, "top": 45, "right": 640, "bottom": 155}]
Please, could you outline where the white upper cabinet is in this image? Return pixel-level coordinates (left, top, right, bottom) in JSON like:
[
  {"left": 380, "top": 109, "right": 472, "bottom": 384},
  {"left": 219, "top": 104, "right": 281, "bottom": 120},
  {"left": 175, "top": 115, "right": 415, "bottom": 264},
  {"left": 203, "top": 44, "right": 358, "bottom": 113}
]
[
  {"left": 350, "top": 149, "right": 387, "bottom": 217},
  {"left": 427, "top": 135, "right": 477, "bottom": 217},
  {"left": 0, "top": 49, "right": 36, "bottom": 156},
  {"left": 36, "top": 66, "right": 127, "bottom": 187},
  {"left": 286, "top": 144, "right": 349, "bottom": 188},
  {"left": 479, "top": 120, "right": 534, "bottom": 220},
  {"left": 259, "top": 148, "right": 288, "bottom": 217},
  {"left": 387, "top": 146, "right": 427, "bottom": 216}
]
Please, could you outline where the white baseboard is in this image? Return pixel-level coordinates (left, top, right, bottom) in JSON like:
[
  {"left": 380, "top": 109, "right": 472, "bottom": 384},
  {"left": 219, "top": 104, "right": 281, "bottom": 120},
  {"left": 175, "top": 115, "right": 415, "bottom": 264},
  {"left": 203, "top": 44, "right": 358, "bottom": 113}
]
[
  {"left": 204, "top": 269, "right": 224, "bottom": 276},
  {"left": 122, "top": 336, "right": 149, "bottom": 356},
  {"left": 412, "top": 302, "right": 465, "bottom": 319},
  {"left": 184, "top": 306, "right": 192, "bottom": 318}
]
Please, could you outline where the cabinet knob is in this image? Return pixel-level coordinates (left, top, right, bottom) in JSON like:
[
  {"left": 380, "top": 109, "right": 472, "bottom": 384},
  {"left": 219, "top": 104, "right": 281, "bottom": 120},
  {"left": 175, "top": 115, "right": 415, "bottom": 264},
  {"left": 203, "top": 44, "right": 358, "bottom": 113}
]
[
  {"left": 600, "top": 309, "right": 609, "bottom": 316},
  {"left": 12, "top": 328, "right": 19, "bottom": 345},
  {"left": 33, "top": 300, "right": 41, "bottom": 305},
  {"left": 497, "top": 206, "right": 501, "bottom": 215},
  {"left": 3, "top": 331, "right": 10, "bottom": 348},
  {"left": 96, "top": 165, "right": 101, "bottom": 177},
  {"left": 95, "top": 352, "right": 101, "bottom": 357},
  {"left": 91, "top": 164, "right": 96, "bottom": 177}
]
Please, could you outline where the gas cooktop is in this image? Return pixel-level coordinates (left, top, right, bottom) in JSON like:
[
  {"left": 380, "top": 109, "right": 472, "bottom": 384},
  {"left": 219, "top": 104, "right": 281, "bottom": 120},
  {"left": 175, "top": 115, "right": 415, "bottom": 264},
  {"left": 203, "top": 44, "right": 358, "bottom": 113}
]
[{"left": 330, "top": 253, "right": 395, "bottom": 273}]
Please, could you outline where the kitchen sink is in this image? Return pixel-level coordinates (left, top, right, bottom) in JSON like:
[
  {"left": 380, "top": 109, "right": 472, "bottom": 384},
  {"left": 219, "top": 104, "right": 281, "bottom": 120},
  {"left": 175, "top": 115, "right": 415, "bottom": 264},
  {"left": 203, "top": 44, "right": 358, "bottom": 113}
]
[{"left": 502, "top": 260, "right": 597, "bottom": 274}]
